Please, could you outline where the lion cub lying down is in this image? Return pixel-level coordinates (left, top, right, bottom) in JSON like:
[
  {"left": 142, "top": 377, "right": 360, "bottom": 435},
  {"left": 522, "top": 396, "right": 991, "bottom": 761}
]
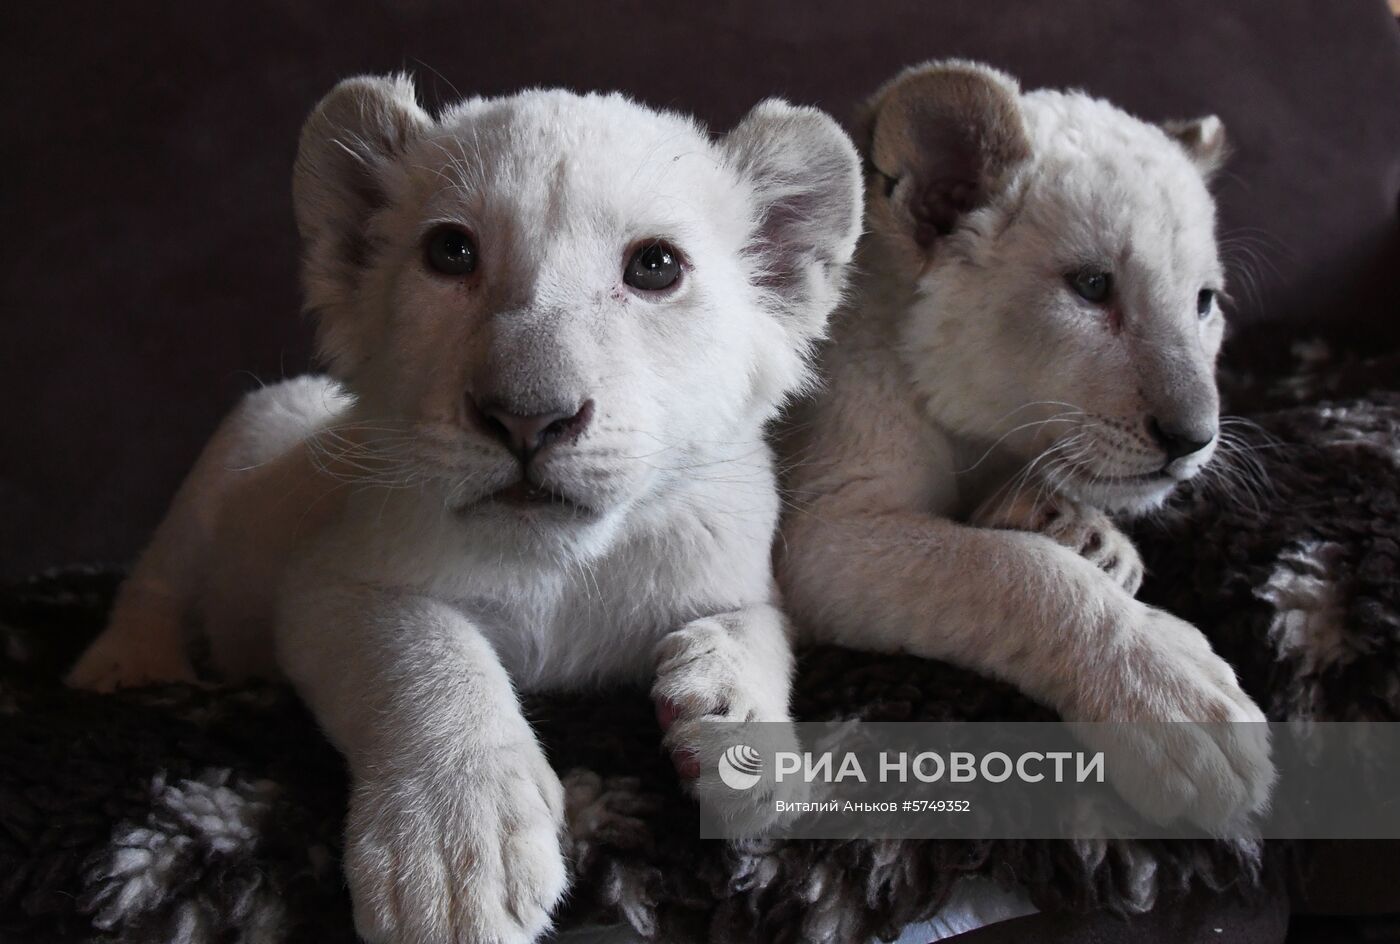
[
  {"left": 70, "top": 76, "right": 861, "bottom": 943},
  {"left": 781, "top": 61, "right": 1274, "bottom": 831}
]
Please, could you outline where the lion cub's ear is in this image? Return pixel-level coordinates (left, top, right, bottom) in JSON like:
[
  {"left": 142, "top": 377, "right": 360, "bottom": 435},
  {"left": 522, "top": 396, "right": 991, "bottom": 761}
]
[
  {"left": 723, "top": 101, "right": 863, "bottom": 336},
  {"left": 293, "top": 74, "right": 433, "bottom": 375},
  {"left": 1162, "top": 115, "right": 1229, "bottom": 182},
  {"left": 293, "top": 74, "right": 432, "bottom": 244},
  {"left": 860, "top": 60, "right": 1031, "bottom": 251}
]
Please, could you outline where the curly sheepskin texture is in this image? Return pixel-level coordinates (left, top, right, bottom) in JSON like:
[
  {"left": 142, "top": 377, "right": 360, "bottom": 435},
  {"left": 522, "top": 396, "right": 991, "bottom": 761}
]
[
  {"left": 1, "top": 367, "right": 1395, "bottom": 943},
  {"left": 1135, "top": 391, "right": 1400, "bottom": 723}
]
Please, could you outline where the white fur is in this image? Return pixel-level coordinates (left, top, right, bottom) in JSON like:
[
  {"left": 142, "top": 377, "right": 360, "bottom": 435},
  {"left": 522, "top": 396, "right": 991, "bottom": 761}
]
[
  {"left": 780, "top": 61, "right": 1274, "bottom": 834},
  {"left": 889, "top": 81, "right": 1228, "bottom": 518},
  {"left": 70, "top": 76, "right": 861, "bottom": 944}
]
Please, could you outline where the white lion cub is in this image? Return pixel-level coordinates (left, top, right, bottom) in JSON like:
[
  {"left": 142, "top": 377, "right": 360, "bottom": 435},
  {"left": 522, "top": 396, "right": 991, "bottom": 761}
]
[
  {"left": 69, "top": 76, "right": 862, "bottom": 943},
  {"left": 780, "top": 61, "right": 1274, "bottom": 831}
]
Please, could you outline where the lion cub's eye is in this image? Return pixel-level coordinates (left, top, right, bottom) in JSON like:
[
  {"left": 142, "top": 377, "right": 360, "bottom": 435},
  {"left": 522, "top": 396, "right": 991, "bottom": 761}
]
[
  {"left": 1197, "top": 288, "right": 1216, "bottom": 318},
  {"left": 1067, "top": 270, "right": 1113, "bottom": 304},
  {"left": 425, "top": 226, "right": 478, "bottom": 276},
  {"left": 624, "top": 241, "right": 682, "bottom": 292}
]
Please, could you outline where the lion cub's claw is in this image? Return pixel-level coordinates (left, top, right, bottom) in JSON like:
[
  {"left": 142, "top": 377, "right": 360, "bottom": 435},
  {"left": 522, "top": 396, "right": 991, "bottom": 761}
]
[{"left": 975, "top": 492, "right": 1144, "bottom": 594}]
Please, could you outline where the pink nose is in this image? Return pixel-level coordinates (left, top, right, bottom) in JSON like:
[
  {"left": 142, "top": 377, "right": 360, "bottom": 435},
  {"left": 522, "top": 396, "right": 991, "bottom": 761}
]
[{"left": 469, "top": 396, "right": 594, "bottom": 463}]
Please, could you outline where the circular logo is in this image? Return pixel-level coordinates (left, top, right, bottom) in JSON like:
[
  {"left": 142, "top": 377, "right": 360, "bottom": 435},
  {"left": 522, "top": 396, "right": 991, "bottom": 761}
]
[{"left": 718, "top": 744, "right": 763, "bottom": 791}]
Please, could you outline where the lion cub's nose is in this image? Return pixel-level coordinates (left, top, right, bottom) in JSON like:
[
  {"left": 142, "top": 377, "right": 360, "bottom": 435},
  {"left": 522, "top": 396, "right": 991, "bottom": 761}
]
[
  {"left": 1147, "top": 417, "right": 1215, "bottom": 463},
  {"left": 470, "top": 396, "right": 594, "bottom": 463}
]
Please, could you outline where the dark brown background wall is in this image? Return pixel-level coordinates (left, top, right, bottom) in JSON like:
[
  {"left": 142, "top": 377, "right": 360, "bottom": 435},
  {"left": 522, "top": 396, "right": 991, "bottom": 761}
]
[{"left": 5, "top": 1, "right": 1399, "bottom": 577}]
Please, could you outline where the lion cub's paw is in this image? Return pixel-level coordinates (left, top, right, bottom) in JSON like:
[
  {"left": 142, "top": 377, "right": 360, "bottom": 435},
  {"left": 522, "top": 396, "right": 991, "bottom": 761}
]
[
  {"left": 652, "top": 621, "right": 803, "bottom": 830},
  {"left": 652, "top": 620, "right": 761, "bottom": 730},
  {"left": 974, "top": 492, "right": 1144, "bottom": 594},
  {"left": 1073, "top": 606, "right": 1275, "bottom": 834},
  {"left": 346, "top": 742, "right": 567, "bottom": 944},
  {"left": 65, "top": 620, "right": 197, "bottom": 692}
]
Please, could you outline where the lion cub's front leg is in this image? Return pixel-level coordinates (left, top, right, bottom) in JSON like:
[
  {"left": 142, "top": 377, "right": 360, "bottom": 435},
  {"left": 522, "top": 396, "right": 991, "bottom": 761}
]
[
  {"left": 973, "top": 490, "right": 1145, "bottom": 594},
  {"left": 279, "top": 584, "right": 567, "bottom": 944}
]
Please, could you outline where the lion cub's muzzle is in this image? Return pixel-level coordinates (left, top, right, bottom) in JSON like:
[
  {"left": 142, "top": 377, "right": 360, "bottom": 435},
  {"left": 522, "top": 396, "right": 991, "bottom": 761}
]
[{"left": 464, "top": 392, "right": 597, "bottom": 510}]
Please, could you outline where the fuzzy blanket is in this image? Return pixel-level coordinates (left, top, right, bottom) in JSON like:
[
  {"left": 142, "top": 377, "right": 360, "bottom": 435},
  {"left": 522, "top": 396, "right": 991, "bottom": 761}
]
[{"left": 2, "top": 348, "right": 1397, "bottom": 944}]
